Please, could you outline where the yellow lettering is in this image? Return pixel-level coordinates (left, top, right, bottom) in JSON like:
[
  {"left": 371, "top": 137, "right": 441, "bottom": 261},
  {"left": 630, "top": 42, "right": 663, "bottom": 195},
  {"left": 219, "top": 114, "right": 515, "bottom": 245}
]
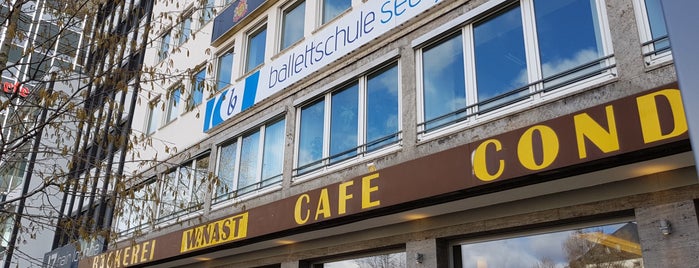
[
  {"left": 150, "top": 240, "right": 156, "bottom": 260},
  {"left": 574, "top": 105, "right": 619, "bottom": 159},
  {"left": 122, "top": 247, "right": 130, "bottom": 267},
  {"left": 518, "top": 125, "right": 559, "bottom": 170},
  {"left": 140, "top": 241, "right": 150, "bottom": 263},
  {"left": 338, "top": 181, "right": 354, "bottom": 215},
  {"left": 131, "top": 244, "right": 140, "bottom": 264},
  {"left": 294, "top": 194, "right": 311, "bottom": 224},
  {"left": 315, "top": 188, "right": 332, "bottom": 220},
  {"left": 361, "top": 173, "right": 381, "bottom": 209},
  {"left": 637, "top": 89, "right": 688, "bottom": 143},
  {"left": 472, "top": 139, "right": 505, "bottom": 181}
]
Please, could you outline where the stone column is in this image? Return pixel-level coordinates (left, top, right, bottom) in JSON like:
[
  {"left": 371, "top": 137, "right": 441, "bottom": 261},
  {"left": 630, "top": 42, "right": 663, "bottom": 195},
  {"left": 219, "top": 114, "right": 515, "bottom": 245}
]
[{"left": 635, "top": 200, "right": 699, "bottom": 268}]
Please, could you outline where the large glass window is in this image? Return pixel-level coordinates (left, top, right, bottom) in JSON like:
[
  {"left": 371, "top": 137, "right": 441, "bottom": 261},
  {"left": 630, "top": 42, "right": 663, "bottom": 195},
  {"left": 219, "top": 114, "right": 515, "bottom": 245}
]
[
  {"left": 246, "top": 25, "right": 267, "bottom": 72},
  {"left": 189, "top": 69, "right": 206, "bottom": 110},
  {"left": 322, "top": 0, "right": 351, "bottom": 24},
  {"left": 165, "top": 87, "right": 181, "bottom": 123},
  {"left": 157, "top": 155, "right": 209, "bottom": 221},
  {"left": 116, "top": 179, "right": 156, "bottom": 234},
  {"left": 281, "top": 1, "right": 306, "bottom": 50},
  {"left": 158, "top": 32, "right": 171, "bottom": 61},
  {"left": 419, "top": 0, "right": 613, "bottom": 134},
  {"left": 634, "top": 0, "right": 670, "bottom": 62},
  {"left": 201, "top": 0, "right": 216, "bottom": 26},
  {"left": 178, "top": 15, "right": 192, "bottom": 45},
  {"left": 217, "top": 48, "right": 234, "bottom": 90},
  {"left": 145, "top": 98, "right": 162, "bottom": 135},
  {"left": 296, "top": 63, "right": 400, "bottom": 175},
  {"left": 453, "top": 221, "right": 643, "bottom": 268},
  {"left": 215, "top": 119, "right": 285, "bottom": 202}
]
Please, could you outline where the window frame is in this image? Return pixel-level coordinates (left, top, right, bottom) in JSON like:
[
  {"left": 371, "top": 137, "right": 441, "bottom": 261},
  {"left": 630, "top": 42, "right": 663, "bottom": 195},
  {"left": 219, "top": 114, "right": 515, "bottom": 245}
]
[
  {"left": 158, "top": 31, "right": 171, "bottom": 62},
  {"left": 449, "top": 218, "right": 639, "bottom": 268},
  {"left": 632, "top": 0, "right": 672, "bottom": 66},
  {"left": 213, "top": 117, "right": 286, "bottom": 205},
  {"left": 156, "top": 153, "right": 210, "bottom": 222},
  {"left": 216, "top": 46, "right": 235, "bottom": 91},
  {"left": 415, "top": 0, "right": 616, "bottom": 139},
  {"left": 244, "top": 22, "right": 268, "bottom": 74},
  {"left": 319, "top": 0, "right": 352, "bottom": 25},
  {"left": 177, "top": 11, "right": 193, "bottom": 46},
  {"left": 145, "top": 97, "right": 162, "bottom": 135},
  {"left": 165, "top": 85, "right": 182, "bottom": 124},
  {"left": 188, "top": 67, "right": 207, "bottom": 111},
  {"left": 280, "top": 0, "right": 306, "bottom": 51},
  {"left": 293, "top": 61, "right": 402, "bottom": 178}
]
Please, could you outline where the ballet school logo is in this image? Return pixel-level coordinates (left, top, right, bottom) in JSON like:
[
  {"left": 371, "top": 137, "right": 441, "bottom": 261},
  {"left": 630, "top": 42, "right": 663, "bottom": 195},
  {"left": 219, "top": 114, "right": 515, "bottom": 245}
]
[{"left": 233, "top": 0, "right": 248, "bottom": 23}]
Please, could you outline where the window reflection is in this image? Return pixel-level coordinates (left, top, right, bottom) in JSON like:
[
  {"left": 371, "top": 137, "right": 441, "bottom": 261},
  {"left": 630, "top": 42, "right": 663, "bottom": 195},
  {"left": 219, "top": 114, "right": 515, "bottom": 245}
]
[
  {"left": 262, "top": 120, "right": 285, "bottom": 185},
  {"left": 319, "top": 252, "right": 406, "bottom": 268},
  {"left": 298, "top": 100, "right": 325, "bottom": 173},
  {"left": 239, "top": 131, "right": 261, "bottom": 193},
  {"left": 322, "top": 0, "right": 351, "bottom": 24},
  {"left": 247, "top": 26, "right": 267, "bottom": 72},
  {"left": 218, "top": 49, "right": 234, "bottom": 90},
  {"left": 282, "top": 1, "right": 305, "bottom": 50},
  {"left": 366, "top": 65, "right": 399, "bottom": 151},
  {"left": 330, "top": 84, "right": 358, "bottom": 163},
  {"left": 642, "top": 0, "right": 669, "bottom": 53},
  {"left": 422, "top": 33, "right": 466, "bottom": 130},
  {"left": 534, "top": 0, "right": 604, "bottom": 86},
  {"left": 456, "top": 222, "right": 643, "bottom": 268},
  {"left": 474, "top": 5, "right": 528, "bottom": 112}
]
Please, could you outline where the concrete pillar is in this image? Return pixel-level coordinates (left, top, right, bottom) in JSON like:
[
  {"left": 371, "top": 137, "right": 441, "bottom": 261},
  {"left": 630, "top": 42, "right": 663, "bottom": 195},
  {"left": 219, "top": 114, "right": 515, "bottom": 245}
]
[
  {"left": 406, "top": 239, "right": 449, "bottom": 268},
  {"left": 282, "top": 261, "right": 300, "bottom": 268},
  {"left": 635, "top": 200, "right": 699, "bottom": 268}
]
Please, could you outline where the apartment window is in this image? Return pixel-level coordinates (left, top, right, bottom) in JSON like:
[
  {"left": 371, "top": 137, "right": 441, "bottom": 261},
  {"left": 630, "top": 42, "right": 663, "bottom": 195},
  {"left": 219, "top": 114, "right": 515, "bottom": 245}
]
[
  {"left": 246, "top": 25, "right": 267, "bottom": 73},
  {"left": 281, "top": 1, "right": 305, "bottom": 50},
  {"left": 418, "top": 0, "right": 614, "bottom": 134},
  {"left": 188, "top": 69, "right": 206, "bottom": 110},
  {"left": 452, "top": 221, "right": 642, "bottom": 268},
  {"left": 321, "top": 0, "right": 351, "bottom": 24},
  {"left": 145, "top": 98, "right": 162, "bottom": 135},
  {"left": 158, "top": 154, "right": 210, "bottom": 221},
  {"left": 165, "top": 87, "right": 181, "bottom": 123},
  {"left": 634, "top": 0, "right": 670, "bottom": 63},
  {"left": 178, "top": 15, "right": 192, "bottom": 45},
  {"left": 201, "top": 0, "right": 216, "bottom": 25},
  {"left": 215, "top": 118, "right": 285, "bottom": 202},
  {"left": 116, "top": 179, "right": 156, "bottom": 234},
  {"left": 158, "top": 32, "right": 171, "bottom": 61},
  {"left": 217, "top": 48, "right": 234, "bottom": 90},
  {"left": 296, "top": 63, "right": 400, "bottom": 175}
]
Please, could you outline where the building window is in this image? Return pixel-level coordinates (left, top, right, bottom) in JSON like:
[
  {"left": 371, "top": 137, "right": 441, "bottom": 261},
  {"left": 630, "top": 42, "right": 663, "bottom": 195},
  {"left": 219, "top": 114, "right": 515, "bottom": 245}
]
[
  {"left": 158, "top": 32, "right": 171, "bottom": 61},
  {"left": 634, "top": 0, "right": 671, "bottom": 64},
  {"left": 217, "top": 48, "right": 234, "bottom": 90},
  {"left": 296, "top": 63, "right": 400, "bottom": 175},
  {"left": 452, "top": 221, "right": 642, "bottom": 268},
  {"left": 215, "top": 118, "right": 285, "bottom": 202},
  {"left": 116, "top": 179, "right": 156, "bottom": 234},
  {"left": 145, "top": 98, "right": 162, "bottom": 135},
  {"left": 246, "top": 25, "right": 267, "bottom": 73},
  {"left": 418, "top": 0, "right": 614, "bottom": 134},
  {"left": 312, "top": 251, "right": 406, "bottom": 267},
  {"left": 281, "top": 1, "right": 305, "bottom": 50},
  {"left": 158, "top": 154, "right": 210, "bottom": 221},
  {"left": 165, "top": 87, "right": 181, "bottom": 123},
  {"left": 177, "top": 14, "right": 192, "bottom": 45},
  {"left": 201, "top": 0, "right": 216, "bottom": 26},
  {"left": 321, "top": 0, "right": 351, "bottom": 24},
  {"left": 188, "top": 69, "right": 206, "bottom": 110}
]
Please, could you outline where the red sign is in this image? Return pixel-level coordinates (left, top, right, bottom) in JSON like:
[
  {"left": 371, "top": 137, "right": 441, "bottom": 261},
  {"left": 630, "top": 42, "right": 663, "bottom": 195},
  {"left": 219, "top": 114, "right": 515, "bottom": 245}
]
[{"left": 3, "top": 81, "right": 30, "bottom": 98}]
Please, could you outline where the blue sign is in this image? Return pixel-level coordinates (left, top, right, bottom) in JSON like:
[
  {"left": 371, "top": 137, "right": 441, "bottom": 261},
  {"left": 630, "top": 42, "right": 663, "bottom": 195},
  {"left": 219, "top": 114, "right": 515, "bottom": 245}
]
[{"left": 211, "top": 0, "right": 267, "bottom": 43}]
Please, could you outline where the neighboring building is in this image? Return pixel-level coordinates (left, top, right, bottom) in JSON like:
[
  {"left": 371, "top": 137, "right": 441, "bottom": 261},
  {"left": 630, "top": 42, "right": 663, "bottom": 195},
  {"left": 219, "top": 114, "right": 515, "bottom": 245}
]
[
  {"left": 72, "top": 0, "right": 699, "bottom": 267},
  {"left": 0, "top": 0, "right": 89, "bottom": 266}
]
